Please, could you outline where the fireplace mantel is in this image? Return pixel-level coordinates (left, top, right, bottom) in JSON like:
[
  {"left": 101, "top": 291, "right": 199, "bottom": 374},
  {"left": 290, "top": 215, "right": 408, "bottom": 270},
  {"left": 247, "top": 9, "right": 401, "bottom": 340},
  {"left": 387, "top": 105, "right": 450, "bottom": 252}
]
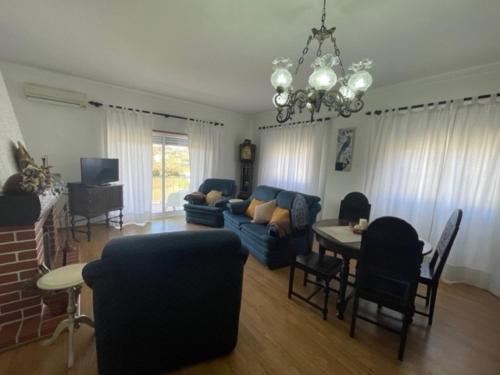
[{"left": 0, "top": 192, "right": 79, "bottom": 351}]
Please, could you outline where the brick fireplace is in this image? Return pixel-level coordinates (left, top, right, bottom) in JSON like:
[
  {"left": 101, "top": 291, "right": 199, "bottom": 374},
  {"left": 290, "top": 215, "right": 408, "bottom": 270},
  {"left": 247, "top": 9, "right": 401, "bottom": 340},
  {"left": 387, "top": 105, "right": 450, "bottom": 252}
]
[{"left": 0, "top": 194, "right": 79, "bottom": 350}]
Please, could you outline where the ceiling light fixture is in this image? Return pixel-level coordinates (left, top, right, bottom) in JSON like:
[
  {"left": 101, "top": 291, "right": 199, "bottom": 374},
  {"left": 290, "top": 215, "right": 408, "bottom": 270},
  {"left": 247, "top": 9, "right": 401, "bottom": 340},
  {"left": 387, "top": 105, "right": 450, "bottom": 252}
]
[{"left": 270, "top": 0, "right": 373, "bottom": 122}]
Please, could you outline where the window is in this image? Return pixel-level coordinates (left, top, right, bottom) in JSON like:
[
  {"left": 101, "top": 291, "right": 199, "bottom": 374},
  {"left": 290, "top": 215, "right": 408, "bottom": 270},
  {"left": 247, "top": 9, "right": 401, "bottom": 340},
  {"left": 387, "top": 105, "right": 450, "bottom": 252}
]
[{"left": 152, "top": 132, "right": 190, "bottom": 215}]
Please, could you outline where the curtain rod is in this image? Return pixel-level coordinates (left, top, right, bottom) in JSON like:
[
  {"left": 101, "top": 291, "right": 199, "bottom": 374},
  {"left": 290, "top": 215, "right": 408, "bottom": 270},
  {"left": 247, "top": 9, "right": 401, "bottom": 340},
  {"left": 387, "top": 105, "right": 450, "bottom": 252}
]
[
  {"left": 258, "top": 116, "right": 332, "bottom": 130},
  {"left": 365, "top": 92, "right": 500, "bottom": 116},
  {"left": 88, "top": 101, "right": 224, "bottom": 126}
]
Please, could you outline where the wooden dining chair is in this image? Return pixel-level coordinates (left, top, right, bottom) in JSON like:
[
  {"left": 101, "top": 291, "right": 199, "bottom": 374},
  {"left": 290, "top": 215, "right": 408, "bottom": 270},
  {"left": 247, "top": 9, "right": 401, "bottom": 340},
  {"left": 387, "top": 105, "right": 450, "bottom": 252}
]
[
  {"left": 288, "top": 194, "right": 342, "bottom": 320},
  {"left": 415, "top": 209, "right": 463, "bottom": 325},
  {"left": 350, "top": 217, "right": 423, "bottom": 361},
  {"left": 339, "top": 192, "right": 371, "bottom": 222}
]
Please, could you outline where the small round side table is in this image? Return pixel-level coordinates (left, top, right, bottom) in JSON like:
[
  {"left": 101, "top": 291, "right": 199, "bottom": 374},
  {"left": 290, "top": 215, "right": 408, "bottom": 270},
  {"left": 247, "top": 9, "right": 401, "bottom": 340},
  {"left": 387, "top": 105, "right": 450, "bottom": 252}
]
[{"left": 37, "top": 263, "right": 94, "bottom": 368}]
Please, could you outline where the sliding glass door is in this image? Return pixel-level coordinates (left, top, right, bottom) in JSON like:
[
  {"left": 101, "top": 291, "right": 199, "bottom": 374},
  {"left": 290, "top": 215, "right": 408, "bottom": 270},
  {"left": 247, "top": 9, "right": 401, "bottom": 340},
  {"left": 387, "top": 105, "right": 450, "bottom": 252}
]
[{"left": 152, "top": 132, "right": 190, "bottom": 216}]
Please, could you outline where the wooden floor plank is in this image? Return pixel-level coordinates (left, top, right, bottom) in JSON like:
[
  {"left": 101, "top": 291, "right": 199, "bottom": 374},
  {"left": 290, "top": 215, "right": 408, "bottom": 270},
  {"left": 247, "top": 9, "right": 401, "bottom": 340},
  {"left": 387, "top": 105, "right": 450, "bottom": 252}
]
[{"left": 0, "top": 217, "right": 499, "bottom": 375}]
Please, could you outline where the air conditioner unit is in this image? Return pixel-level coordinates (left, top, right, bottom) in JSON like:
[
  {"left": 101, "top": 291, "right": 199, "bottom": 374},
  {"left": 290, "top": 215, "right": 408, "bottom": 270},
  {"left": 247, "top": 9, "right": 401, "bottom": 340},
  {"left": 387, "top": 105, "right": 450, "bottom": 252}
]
[{"left": 23, "top": 83, "right": 87, "bottom": 108}]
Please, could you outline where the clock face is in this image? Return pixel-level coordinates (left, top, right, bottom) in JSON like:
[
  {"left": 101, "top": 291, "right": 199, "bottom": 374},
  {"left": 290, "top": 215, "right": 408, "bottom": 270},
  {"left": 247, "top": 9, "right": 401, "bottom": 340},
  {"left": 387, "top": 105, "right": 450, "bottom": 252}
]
[{"left": 241, "top": 145, "right": 252, "bottom": 160}]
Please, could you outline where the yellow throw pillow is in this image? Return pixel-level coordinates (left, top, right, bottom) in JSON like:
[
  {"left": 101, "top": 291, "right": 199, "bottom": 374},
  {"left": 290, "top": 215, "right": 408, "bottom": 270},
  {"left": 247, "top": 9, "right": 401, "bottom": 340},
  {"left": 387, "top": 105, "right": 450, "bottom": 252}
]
[
  {"left": 269, "top": 207, "right": 291, "bottom": 236},
  {"left": 245, "top": 198, "right": 265, "bottom": 218},
  {"left": 251, "top": 200, "right": 277, "bottom": 224},
  {"left": 206, "top": 190, "right": 223, "bottom": 205}
]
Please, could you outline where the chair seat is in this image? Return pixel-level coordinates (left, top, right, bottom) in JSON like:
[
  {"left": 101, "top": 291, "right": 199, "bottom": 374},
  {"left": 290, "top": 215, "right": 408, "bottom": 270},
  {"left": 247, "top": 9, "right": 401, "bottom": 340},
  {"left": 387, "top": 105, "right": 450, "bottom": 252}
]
[
  {"left": 295, "top": 253, "right": 342, "bottom": 279},
  {"left": 418, "top": 261, "right": 434, "bottom": 284}
]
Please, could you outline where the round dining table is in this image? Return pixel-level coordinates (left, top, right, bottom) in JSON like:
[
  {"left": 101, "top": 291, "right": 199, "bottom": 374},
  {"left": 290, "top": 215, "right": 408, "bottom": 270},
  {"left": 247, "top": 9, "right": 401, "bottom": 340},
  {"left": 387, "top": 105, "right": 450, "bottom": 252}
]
[{"left": 312, "top": 219, "right": 433, "bottom": 319}]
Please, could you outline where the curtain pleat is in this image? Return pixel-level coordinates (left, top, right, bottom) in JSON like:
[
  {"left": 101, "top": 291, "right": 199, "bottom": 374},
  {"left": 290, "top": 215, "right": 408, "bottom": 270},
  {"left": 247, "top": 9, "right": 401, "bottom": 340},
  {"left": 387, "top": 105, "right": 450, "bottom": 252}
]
[
  {"left": 187, "top": 121, "right": 222, "bottom": 191},
  {"left": 364, "top": 99, "right": 500, "bottom": 296},
  {"left": 257, "top": 121, "right": 331, "bottom": 212},
  {"left": 106, "top": 107, "right": 153, "bottom": 224}
]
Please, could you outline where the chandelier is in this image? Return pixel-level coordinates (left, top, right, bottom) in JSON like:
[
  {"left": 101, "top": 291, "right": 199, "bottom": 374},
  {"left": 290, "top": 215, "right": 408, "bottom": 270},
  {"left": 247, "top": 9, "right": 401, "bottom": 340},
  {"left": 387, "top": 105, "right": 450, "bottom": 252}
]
[{"left": 270, "top": 0, "right": 373, "bottom": 123}]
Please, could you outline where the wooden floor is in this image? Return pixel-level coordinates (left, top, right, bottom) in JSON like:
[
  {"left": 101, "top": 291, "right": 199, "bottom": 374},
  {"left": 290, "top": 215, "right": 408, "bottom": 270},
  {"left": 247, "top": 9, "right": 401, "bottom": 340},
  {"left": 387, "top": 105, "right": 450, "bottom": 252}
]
[{"left": 1, "top": 217, "right": 499, "bottom": 375}]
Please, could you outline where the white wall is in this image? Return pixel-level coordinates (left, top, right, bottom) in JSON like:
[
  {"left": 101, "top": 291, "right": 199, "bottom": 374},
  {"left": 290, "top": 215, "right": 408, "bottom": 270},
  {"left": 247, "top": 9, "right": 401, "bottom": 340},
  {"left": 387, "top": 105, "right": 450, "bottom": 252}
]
[
  {"left": 0, "top": 61, "right": 251, "bottom": 185},
  {"left": 251, "top": 61, "right": 500, "bottom": 218},
  {"left": 0, "top": 68, "right": 24, "bottom": 187}
]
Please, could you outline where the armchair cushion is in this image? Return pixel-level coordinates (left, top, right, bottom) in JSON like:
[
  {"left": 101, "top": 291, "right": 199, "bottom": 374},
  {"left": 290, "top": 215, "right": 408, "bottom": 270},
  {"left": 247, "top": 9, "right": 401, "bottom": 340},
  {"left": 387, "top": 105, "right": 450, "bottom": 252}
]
[
  {"left": 184, "top": 192, "right": 206, "bottom": 205},
  {"left": 199, "top": 179, "right": 237, "bottom": 197},
  {"left": 206, "top": 190, "right": 223, "bottom": 205}
]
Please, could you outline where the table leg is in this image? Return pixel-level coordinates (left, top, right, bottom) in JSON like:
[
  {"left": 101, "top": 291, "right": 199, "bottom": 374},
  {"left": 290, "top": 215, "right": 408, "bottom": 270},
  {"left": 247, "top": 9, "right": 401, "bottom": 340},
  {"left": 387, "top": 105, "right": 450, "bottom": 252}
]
[{"left": 337, "top": 256, "right": 351, "bottom": 320}]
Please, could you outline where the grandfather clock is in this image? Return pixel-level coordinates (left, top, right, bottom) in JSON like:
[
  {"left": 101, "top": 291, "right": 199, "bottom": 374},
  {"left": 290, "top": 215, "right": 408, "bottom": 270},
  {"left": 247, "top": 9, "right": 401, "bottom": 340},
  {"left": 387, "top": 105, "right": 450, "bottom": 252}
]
[{"left": 238, "top": 139, "right": 256, "bottom": 199}]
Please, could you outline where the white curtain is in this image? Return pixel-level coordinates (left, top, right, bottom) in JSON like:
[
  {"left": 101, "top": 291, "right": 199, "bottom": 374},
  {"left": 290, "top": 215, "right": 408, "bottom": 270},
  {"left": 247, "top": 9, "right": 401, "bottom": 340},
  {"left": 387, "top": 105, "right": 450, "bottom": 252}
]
[
  {"left": 258, "top": 121, "right": 330, "bottom": 205},
  {"left": 187, "top": 120, "right": 222, "bottom": 191},
  {"left": 364, "top": 98, "right": 500, "bottom": 296},
  {"left": 106, "top": 107, "right": 153, "bottom": 224}
]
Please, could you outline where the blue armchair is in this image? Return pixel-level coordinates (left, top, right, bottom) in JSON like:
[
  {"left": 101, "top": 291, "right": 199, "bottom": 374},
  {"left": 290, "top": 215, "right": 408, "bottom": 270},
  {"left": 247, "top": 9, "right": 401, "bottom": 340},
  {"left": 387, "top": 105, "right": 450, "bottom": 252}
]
[
  {"left": 82, "top": 230, "right": 248, "bottom": 375},
  {"left": 184, "top": 178, "right": 237, "bottom": 227},
  {"left": 224, "top": 185, "right": 321, "bottom": 269}
]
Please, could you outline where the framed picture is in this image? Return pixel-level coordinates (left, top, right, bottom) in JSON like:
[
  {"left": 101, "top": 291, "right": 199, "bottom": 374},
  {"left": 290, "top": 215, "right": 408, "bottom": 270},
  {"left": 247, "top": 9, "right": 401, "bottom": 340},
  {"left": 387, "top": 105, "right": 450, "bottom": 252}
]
[{"left": 335, "top": 128, "right": 355, "bottom": 171}]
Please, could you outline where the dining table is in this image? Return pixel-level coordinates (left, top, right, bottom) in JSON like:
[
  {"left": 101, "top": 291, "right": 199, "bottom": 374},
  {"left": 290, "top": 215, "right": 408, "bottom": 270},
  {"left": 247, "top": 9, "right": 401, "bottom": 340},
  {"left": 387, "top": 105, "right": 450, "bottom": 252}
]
[{"left": 312, "top": 219, "right": 433, "bottom": 319}]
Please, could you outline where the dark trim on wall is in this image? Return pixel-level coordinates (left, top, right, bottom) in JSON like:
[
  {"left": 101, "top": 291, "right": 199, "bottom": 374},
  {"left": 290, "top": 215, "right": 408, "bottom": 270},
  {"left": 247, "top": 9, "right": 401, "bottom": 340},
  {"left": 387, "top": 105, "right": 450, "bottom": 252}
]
[
  {"left": 258, "top": 116, "right": 332, "bottom": 130},
  {"left": 365, "top": 92, "right": 500, "bottom": 116},
  {"left": 88, "top": 101, "right": 224, "bottom": 126}
]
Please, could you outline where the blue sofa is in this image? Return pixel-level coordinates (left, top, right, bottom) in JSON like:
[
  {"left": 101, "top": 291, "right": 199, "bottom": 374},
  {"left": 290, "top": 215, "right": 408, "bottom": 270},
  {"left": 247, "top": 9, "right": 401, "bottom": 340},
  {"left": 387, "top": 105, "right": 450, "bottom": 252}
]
[
  {"left": 184, "top": 178, "right": 237, "bottom": 227},
  {"left": 224, "top": 185, "right": 321, "bottom": 269},
  {"left": 82, "top": 230, "right": 248, "bottom": 375}
]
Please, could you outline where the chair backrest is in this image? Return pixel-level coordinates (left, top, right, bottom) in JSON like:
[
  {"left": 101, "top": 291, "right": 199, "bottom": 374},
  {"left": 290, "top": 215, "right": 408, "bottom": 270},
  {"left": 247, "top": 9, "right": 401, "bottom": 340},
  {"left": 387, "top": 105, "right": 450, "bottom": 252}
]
[
  {"left": 339, "top": 192, "right": 371, "bottom": 222},
  {"left": 199, "top": 178, "right": 237, "bottom": 197},
  {"left": 357, "top": 217, "right": 423, "bottom": 307},
  {"left": 290, "top": 194, "right": 309, "bottom": 234},
  {"left": 82, "top": 230, "right": 248, "bottom": 374},
  {"left": 429, "top": 209, "right": 463, "bottom": 281},
  {"left": 289, "top": 194, "right": 312, "bottom": 255}
]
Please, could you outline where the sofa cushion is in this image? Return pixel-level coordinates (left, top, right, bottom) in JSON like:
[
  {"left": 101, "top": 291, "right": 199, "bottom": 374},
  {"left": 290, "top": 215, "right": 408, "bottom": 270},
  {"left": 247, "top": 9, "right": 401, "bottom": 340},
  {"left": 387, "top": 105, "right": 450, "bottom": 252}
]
[
  {"left": 251, "top": 200, "right": 276, "bottom": 224},
  {"left": 241, "top": 223, "right": 278, "bottom": 245},
  {"left": 252, "top": 185, "right": 283, "bottom": 202},
  {"left": 224, "top": 212, "right": 253, "bottom": 228},
  {"left": 269, "top": 207, "right": 291, "bottom": 237},
  {"left": 245, "top": 198, "right": 265, "bottom": 218}
]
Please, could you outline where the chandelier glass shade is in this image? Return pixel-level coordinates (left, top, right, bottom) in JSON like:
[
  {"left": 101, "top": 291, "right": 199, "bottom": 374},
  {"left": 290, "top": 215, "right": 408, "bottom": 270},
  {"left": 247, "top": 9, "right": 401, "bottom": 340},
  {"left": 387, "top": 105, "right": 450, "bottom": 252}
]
[{"left": 270, "top": 0, "right": 373, "bottom": 123}]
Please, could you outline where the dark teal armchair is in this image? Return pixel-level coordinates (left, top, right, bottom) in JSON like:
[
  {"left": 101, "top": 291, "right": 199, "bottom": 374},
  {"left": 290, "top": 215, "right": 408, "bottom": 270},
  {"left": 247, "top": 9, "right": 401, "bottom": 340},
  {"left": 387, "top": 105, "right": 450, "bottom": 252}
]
[{"left": 184, "top": 178, "right": 237, "bottom": 227}]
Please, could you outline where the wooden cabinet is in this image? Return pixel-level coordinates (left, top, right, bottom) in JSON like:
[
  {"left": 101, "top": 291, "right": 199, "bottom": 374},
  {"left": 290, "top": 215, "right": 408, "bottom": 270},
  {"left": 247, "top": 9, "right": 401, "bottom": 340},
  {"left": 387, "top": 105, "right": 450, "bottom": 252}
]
[{"left": 68, "top": 183, "right": 123, "bottom": 241}]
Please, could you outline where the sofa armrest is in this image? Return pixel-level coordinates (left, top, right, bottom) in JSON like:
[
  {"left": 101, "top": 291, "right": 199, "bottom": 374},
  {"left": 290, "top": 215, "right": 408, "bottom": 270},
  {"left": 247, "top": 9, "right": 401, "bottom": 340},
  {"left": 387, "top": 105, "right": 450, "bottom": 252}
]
[
  {"left": 214, "top": 197, "right": 230, "bottom": 209},
  {"left": 267, "top": 224, "right": 281, "bottom": 238},
  {"left": 228, "top": 200, "right": 250, "bottom": 214}
]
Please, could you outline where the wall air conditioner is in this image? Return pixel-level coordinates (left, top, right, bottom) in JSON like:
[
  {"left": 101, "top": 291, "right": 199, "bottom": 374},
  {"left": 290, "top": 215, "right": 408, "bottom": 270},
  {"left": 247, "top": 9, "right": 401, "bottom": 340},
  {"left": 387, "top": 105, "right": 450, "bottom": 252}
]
[{"left": 23, "top": 83, "right": 87, "bottom": 108}]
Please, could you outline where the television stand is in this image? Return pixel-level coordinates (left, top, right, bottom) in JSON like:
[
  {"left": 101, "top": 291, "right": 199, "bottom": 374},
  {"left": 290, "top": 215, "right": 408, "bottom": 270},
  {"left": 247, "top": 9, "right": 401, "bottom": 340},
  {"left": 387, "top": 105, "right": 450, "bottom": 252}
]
[{"left": 67, "top": 183, "right": 123, "bottom": 241}]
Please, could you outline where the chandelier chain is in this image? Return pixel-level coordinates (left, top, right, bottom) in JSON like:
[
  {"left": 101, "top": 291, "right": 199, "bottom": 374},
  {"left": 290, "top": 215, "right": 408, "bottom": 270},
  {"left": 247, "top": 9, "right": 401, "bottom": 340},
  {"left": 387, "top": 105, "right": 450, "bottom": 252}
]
[
  {"left": 271, "top": 0, "right": 372, "bottom": 123},
  {"left": 332, "top": 36, "right": 347, "bottom": 84},
  {"left": 295, "top": 35, "right": 313, "bottom": 76},
  {"left": 316, "top": 40, "right": 323, "bottom": 57},
  {"left": 321, "top": 0, "right": 327, "bottom": 26}
]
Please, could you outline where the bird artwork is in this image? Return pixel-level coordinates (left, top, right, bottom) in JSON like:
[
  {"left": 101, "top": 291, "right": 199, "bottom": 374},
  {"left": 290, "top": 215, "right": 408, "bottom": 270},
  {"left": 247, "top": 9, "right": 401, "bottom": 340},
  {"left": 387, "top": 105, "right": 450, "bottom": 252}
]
[{"left": 335, "top": 128, "right": 355, "bottom": 171}]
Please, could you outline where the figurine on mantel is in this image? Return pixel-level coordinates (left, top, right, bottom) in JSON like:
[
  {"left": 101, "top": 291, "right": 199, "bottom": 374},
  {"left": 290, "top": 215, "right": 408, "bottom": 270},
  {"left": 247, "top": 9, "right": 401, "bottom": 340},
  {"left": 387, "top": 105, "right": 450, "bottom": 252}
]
[{"left": 2, "top": 142, "right": 61, "bottom": 196}]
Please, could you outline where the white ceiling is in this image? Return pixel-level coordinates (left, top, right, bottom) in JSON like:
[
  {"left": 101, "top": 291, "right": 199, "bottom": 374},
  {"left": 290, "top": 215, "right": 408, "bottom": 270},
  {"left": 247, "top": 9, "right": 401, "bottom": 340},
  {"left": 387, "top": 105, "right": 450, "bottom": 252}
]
[{"left": 1, "top": 0, "right": 500, "bottom": 114}]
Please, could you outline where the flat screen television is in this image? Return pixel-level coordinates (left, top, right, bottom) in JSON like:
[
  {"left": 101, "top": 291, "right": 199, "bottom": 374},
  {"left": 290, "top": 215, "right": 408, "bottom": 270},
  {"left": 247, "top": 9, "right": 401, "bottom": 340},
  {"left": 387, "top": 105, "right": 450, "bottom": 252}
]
[{"left": 81, "top": 158, "right": 119, "bottom": 186}]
